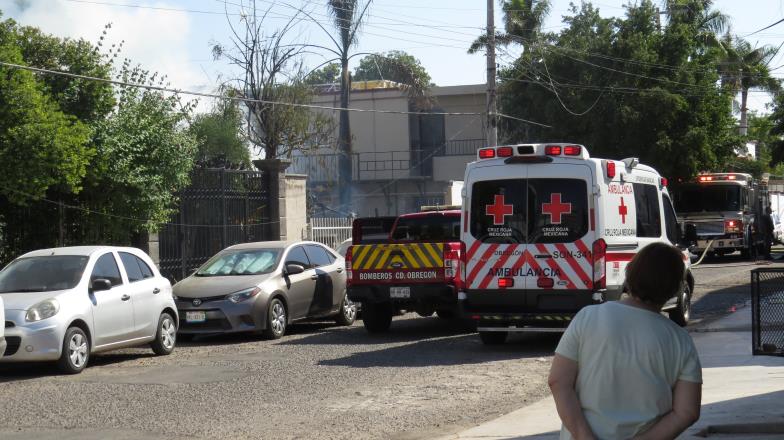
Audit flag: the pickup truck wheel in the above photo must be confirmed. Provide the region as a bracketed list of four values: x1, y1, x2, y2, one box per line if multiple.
[479, 331, 507, 345]
[362, 303, 393, 333]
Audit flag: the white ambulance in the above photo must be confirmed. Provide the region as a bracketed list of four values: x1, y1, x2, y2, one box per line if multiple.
[459, 143, 695, 344]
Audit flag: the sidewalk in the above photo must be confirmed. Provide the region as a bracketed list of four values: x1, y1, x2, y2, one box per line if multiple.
[439, 306, 784, 439]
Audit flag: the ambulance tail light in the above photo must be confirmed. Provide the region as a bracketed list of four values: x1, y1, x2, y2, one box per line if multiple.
[545, 145, 562, 156]
[537, 277, 554, 288]
[592, 238, 607, 291]
[604, 161, 616, 179]
[496, 146, 514, 157]
[661, 177, 668, 187]
[345, 246, 354, 286]
[725, 219, 742, 234]
[478, 148, 496, 159]
[563, 145, 582, 156]
[498, 277, 514, 288]
[444, 242, 463, 289]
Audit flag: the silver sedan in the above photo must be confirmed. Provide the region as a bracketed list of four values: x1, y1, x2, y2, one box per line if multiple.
[174, 241, 355, 339]
[0, 246, 178, 374]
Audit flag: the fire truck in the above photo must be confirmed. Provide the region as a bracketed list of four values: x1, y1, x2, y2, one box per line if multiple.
[672, 173, 768, 258]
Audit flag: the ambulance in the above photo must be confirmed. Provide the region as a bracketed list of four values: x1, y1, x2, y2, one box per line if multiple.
[459, 143, 695, 344]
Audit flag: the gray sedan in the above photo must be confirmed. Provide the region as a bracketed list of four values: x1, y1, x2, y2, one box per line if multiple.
[174, 241, 355, 339]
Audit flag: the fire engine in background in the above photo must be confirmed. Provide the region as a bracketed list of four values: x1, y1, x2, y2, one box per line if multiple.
[459, 143, 695, 344]
[672, 173, 768, 259]
[346, 208, 463, 333]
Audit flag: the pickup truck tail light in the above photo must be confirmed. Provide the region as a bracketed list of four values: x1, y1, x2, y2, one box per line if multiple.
[725, 219, 742, 234]
[345, 246, 354, 286]
[592, 238, 606, 291]
[444, 242, 464, 289]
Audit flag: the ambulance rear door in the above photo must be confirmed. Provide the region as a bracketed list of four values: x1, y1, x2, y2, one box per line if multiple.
[526, 163, 595, 296]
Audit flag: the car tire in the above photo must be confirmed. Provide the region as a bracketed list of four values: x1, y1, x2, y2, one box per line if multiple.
[263, 298, 287, 339]
[334, 291, 357, 326]
[669, 284, 691, 327]
[362, 302, 393, 333]
[150, 312, 177, 355]
[435, 309, 455, 320]
[177, 333, 194, 342]
[58, 326, 90, 374]
[479, 331, 508, 345]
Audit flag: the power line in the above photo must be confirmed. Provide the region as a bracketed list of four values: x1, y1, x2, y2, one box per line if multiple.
[742, 17, 784, 37]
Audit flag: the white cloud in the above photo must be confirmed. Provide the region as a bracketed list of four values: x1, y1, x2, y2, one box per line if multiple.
[5, 0, 211, 102]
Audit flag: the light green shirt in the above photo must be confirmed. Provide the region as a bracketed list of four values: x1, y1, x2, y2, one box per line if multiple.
[555, 301, 702, 440]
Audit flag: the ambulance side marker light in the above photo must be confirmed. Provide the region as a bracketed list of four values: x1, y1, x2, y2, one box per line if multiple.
[545, 145, 562, 156]
[497, 146, 514, 157]
[661, 177, 668, 187]
[478, 148, 496, 159]
[604, 160, 616, 179]
[563, 145, 582, 156]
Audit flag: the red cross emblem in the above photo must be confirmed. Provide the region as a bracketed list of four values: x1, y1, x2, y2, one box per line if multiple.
[542, 193, 572, 224]
[618, 197, 628, 224]
[486, 194, 513, 225]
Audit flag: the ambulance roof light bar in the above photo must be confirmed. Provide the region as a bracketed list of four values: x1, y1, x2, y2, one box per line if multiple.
[698, 173, 749, 182]
[478, 143, 589, 160]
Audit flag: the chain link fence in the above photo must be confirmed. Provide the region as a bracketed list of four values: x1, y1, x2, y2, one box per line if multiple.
[751, 268, 784, 356]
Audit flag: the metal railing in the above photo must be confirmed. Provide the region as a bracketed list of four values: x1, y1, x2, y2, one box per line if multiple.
[440, 138, 485, 156]
[309, 217, 352, 249]
[751, 268, 784, 356]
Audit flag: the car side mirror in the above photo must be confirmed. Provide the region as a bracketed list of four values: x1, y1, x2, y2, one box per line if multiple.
[91, 278, 112, 292]
[285, 264, 305, 275]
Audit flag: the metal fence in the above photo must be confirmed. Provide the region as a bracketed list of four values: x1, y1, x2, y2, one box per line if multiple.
[158, 168, 272, 282]
[309, 217, 352, 250]
[751, 268, 784, 356]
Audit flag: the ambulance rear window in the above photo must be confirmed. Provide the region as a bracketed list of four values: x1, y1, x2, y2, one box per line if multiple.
[470, 179, 588, 243]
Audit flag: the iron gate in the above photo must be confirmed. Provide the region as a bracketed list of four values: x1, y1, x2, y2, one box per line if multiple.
[158, 168, 271, 282]
[309, 217, 352, 249]
[751, 268, 784, 356]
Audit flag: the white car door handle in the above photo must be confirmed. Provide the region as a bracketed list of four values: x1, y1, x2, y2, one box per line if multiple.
[121, 294, 131, 301]
[152, 288, 160, 294]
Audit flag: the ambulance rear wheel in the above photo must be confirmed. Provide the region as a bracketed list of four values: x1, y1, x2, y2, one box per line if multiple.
[669, 285, 691, 327]
[479, 331, 508, 345]
[362, 302, 393, 333]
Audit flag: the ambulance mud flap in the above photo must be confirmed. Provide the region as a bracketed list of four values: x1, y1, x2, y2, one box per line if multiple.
[476, 326, 566, 333]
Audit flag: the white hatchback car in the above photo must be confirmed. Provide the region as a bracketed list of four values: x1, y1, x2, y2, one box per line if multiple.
[0, 246, 178, 373]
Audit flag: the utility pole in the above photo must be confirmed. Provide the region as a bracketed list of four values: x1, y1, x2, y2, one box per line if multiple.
[486, 0, 498, 148]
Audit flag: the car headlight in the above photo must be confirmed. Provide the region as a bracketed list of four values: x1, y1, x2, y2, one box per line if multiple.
[25, 298, 60, 322]
[226, 287, 261, 303]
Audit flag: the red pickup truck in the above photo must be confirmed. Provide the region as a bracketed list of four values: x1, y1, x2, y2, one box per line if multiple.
[346, 209, 463, 333]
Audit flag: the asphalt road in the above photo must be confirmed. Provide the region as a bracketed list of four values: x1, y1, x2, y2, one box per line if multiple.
[0, 254, 773, 440]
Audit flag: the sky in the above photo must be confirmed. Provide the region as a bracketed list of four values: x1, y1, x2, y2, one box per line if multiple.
[2, 0, 783, 114]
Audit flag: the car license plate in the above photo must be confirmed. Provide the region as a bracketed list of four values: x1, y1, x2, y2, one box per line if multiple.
[186, 311, 206, 323]
[390, 287, 410, 299]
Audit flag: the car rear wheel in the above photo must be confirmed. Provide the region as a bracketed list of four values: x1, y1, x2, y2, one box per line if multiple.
[362, 302, 393, 333]
[263, 298, 287, 339]
[479, 331, 508, 345]
[334, 291, 357, 326]
[669, 285, 691, 327]
[150, 313, 177, 355]
[58, 327, 90, 374]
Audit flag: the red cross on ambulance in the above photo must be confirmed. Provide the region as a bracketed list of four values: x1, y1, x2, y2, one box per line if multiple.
[542, 193, 571, 224]
[486, 194, 513, 225]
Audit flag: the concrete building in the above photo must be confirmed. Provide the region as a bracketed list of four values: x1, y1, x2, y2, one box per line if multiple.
[289, 81, 486, 217]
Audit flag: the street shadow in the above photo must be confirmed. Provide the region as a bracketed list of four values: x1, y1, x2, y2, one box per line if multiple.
[179, 319, 345, 346]
[690, 281, 751, 324]
[0, 351, 155, 383]
[317, 332, 560, 368]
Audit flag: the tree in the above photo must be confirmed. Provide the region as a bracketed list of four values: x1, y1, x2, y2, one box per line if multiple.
[468, 0, 551, 55]
[305, 62, 341, 85]
[353, 50, 432, 89]
[497, 0, 738, 180]
[325, 0, 373, 211]
[718, 34, 780, 135]
[213, 1, 331, 159]
[83, 61, 198, 238]
[0, 18, 92, 204]
[189, 90, 251, 169]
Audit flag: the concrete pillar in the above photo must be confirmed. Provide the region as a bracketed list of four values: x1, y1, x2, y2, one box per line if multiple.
[253, 159, 291, 241]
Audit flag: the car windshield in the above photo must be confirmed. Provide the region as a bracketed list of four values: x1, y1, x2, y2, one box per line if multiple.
[0, 256, 89, 293]
[674, 185, 741, 213]
[196, 249, 281, 276]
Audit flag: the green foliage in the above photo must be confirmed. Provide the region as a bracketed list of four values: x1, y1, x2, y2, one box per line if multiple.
[189, 91, 250, 169]
[305, 63, 341, 85]
[497, 0, 739, 180]
[0, 19, 92, 203]
[85, 61, 197, 231]
[353, 51, 433, 88]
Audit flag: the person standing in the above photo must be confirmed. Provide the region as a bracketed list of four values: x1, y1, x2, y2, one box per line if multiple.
[761, 206, 775, 260]
[548, 243, 702, 439]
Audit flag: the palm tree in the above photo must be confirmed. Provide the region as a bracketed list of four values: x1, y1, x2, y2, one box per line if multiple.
[468, 0, 551, 55]
[719, 34, 781, 135]
[661, 0, 728, 48]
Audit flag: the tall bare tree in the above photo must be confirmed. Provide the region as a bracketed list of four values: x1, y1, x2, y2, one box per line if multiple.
[213, 1, 331, 160]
